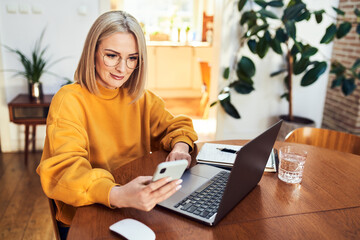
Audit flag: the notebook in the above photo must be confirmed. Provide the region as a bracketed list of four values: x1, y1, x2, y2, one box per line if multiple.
[157, 120, 282, 226]
[196, 143, 277, 172]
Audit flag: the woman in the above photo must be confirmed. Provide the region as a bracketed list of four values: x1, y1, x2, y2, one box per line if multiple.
[37, 10, 198, 229]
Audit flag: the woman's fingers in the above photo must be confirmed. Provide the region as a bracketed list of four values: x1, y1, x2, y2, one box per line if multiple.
[144, 178, 182, 201]
[152, 179, 182, 202]
[111, 175, 183, 211]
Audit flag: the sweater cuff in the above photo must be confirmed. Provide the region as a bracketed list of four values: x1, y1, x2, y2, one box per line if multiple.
[171, 136, 194, 153]
[87, 178, 117, 208]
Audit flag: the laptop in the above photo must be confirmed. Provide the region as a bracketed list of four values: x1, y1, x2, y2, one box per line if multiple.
[158, 120, 282, 226]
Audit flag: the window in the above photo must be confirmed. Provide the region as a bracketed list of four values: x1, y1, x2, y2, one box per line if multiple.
[113, 0, 203, 42]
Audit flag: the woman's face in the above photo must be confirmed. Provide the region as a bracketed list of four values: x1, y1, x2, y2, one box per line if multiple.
[95, 32, 139, 89]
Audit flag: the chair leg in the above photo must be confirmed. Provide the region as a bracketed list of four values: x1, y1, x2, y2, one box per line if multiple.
[48, 198, 61, 240]
[24, 124, 29, 166]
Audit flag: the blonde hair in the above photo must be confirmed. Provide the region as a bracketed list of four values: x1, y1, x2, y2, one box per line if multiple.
[74, 11, 147, 102]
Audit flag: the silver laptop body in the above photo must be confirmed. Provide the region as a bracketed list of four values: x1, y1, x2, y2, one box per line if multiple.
[158, 120, 282, 226]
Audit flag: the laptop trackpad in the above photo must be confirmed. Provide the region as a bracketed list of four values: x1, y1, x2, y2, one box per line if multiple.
[179, 164, 222, 194]
[179, 171, 209, 194]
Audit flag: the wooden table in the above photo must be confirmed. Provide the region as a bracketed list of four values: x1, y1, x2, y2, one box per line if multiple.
[67, 140, 360, 239]
[8, 94, 53, 165]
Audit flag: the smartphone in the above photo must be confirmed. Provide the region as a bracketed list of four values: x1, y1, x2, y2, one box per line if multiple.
[152, 159, 188, 181]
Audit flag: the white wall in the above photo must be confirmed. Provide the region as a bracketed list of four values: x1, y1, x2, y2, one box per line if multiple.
[215, 0, 339, 140]
[0, 0, 100, 151]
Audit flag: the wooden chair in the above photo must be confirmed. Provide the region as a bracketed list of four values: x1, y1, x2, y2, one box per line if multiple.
[198, 61, 211, 119]
[48, 198, 61, 240]
[285, 127, 360, 155]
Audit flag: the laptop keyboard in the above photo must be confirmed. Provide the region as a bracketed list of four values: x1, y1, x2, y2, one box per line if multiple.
[174, 171, 230, 219]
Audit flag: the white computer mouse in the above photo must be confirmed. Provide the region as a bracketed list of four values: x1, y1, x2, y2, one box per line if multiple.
[109, 218, 156, 240]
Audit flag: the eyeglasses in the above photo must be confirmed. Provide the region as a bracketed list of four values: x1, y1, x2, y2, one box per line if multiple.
[102, 52, 139, 69]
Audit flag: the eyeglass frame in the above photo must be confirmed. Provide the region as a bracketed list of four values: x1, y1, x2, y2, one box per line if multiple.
[101, 51, 140, 69]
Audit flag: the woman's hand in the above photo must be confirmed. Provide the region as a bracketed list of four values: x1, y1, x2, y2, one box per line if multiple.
[166, 142, 191, 167]
[109, 176, 182, 211]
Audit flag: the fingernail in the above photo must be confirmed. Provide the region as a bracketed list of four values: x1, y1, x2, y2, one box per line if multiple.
[166, 177, 173, 182]
[176, 185, 182, 191]
[176, 179, 183, 185]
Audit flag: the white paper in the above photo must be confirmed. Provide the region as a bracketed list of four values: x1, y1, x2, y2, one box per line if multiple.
[196, 143, 275, 171]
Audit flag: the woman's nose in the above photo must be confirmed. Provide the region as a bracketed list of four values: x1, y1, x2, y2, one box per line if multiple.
[115, 58, 127, 72]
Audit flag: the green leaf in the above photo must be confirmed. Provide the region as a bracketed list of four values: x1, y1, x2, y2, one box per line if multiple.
[259, 9, 278, 19]
[268, 1, 284, 7]
[284, 75, 290, 90]
[210, 101, 218, 107]
[351, 59, 360, 70]
[357, 23, 360, 35]
[291, 42, 303, 56]
[219, 93, 241, 119]
[293, 58, 310, 75]
[295, 9, 311, 22]
[342, 78, 356, 95]
[300, 61, 327, 86]
[314, 10, 325, 23]
[270, 68, 287, 77]
[240, 11, 257, 26]
[332, 7, 345, 16]
[237, 56, 256, 78]
[254, 0, 267, 8]
[331, 75, 344, 88]
[280, 92, 289, 101]
[246, 23, 269, 37]
[320, 24, 337, 44]
[285, 20, 296, 39]
[238, 0, 248, 11]
[283, 3, 306, 21]
[247, 39, 257, 53]
[256, 36, 270, 58]
[223, 67, 230, 79]
[275, 28, 288, 42]
[355, 8, 360, 17]
[302, 46, 318, 58]
[336, 22, 352, 39]
[264, 30, 272, 42]
[271, 38, 283, 54]
[330, 61, 346, 75]
[233, 80, 255, 94]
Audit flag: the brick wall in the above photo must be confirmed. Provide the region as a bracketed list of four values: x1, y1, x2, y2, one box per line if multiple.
[322, 0, 360, 135]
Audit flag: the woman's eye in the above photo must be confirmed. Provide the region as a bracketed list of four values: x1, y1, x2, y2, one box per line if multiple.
[106, 54, 117, 59]
[129, 56, 138, 61]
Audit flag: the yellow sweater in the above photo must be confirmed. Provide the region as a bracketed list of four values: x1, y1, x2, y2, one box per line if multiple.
[36, 83, 198, 225]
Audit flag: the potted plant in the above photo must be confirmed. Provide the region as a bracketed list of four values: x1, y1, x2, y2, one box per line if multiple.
[212, 0, 360, 137]
[2, 29, 66, 101]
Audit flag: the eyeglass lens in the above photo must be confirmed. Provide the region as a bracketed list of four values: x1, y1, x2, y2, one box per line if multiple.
[103, 53, 139, 69]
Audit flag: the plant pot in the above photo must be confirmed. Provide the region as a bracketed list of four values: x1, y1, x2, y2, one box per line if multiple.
[277, 115, 315, 141]
[28, 82, 43, 101]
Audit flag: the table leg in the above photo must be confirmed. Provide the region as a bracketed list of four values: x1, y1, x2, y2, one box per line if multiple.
[24, 124, 29, 166]
[32, 124, 36, 152]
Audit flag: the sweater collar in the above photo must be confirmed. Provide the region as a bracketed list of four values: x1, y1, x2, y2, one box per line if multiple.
[96, 81, 120, 99]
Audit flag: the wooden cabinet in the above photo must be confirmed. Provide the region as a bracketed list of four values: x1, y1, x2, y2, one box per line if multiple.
[155, 46, 193, 89]
[8, 94, 53, 165]
[146, 43, 212, 98]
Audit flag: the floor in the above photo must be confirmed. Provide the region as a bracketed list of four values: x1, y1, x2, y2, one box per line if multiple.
[0, 152, 55, 240]
[0, 97, 216, 240]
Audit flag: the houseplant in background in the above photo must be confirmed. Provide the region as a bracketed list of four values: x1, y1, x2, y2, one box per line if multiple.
[2, 28, 67, 101]
[212, 0, 360, 137]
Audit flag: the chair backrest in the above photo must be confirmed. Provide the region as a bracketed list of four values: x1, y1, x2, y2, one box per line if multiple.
[48, 198, 61, 240]
[198, 61, 211, 119]
[285, 127, 360, 155]
[199, 61, 211, 92]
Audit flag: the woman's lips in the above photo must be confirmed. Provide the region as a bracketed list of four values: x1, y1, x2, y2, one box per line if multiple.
[110, 73, 124, 80]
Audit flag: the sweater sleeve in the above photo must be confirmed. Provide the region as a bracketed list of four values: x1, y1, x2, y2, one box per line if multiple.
[36, 90, 117, 208]
[148, 92, 198, 152]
